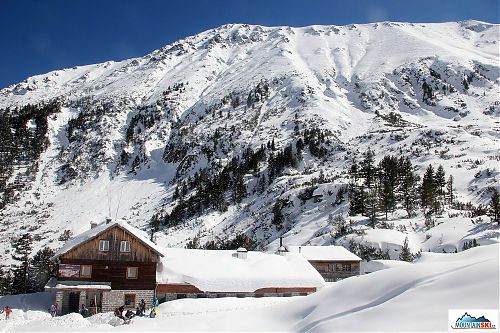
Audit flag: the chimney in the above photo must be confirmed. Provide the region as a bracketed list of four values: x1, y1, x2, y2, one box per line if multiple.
[299, 246, 301, 254]
[236, 247, 247, 260]
[90, 222, 98, 229]
[278, 237, 286, 256]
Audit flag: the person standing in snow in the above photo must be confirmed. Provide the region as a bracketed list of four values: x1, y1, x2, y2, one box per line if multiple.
[50, 304, 58, 317]
[4, 306, 12, 320]
[139, 299, 146, 315]
[151, 297, 159, 317]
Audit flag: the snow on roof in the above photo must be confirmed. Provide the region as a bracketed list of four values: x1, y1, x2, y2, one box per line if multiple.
[45, 277, 111, 291]
[156, 248, 325, 292]
[51, 219, 164, 260]
[285, 245, 362, 261]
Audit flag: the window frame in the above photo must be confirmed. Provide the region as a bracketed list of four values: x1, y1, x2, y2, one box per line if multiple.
[124, 294, 136, 308]
[80, 265, 92, 278]
[120, 240, 131, 253]
[126, 266, 138, 279]
[99, 239, 110, 252]
[342, 263, 352, 272]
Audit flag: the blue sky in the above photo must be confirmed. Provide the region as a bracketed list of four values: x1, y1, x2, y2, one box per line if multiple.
[1, 0, 498, 89]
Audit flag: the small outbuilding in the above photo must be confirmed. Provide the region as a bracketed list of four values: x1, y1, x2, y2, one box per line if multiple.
[285, 245, 362, 282]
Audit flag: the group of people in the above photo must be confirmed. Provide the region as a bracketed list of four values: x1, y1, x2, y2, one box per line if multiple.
[0, 306, 12, 320]
[114, 298, 158, 324]
[48, 296, 159, 323]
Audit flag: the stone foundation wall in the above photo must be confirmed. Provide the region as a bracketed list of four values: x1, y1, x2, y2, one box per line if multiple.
[55, 291, 64, 315]
[102, 289, 154, 312]
[78, 291, 87, 309]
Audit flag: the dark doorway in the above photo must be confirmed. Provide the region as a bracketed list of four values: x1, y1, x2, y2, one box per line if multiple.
[69, 292, 80, 313]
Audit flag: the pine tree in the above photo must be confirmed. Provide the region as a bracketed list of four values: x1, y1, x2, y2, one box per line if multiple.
[272, 200, 284, 230]
[348, 181, 365, 216]
[398, 157, 419, 217]
[421, 164, 437, 213]
[366, 184, 378, 228]
[232, 172, 246, 204]
[11, 233, 33, 294]
[434, 165, 446, 207]
[257, 174, 266, 195]
[31, 247, 56, 292]
[399, 236, 413, 262]
[489, 188, 500, 224]
[361, 149, 376, 188]
[149, 215, 160, 241]
[296, 138, 304, 159]
[446, 175, 455, 205]
[378, 155, 398, 220]
[0, 268, 12, 295]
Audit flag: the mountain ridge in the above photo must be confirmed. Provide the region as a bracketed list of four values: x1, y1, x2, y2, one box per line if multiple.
[0, 20, 498, 264]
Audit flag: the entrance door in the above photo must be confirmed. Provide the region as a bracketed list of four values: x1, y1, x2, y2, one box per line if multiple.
[68, 292, 80, 313]
[86, 291, 103, 314]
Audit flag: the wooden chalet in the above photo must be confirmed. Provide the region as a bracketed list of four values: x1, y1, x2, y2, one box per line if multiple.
[285, 245, 362, 282]
[47, 220, 350, 316]
[46, 219, 164, 315]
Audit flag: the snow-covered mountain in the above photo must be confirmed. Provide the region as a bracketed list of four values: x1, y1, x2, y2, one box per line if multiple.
[0, 21, 498, 262]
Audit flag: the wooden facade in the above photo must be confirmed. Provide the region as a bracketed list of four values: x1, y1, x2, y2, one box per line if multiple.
[57, 225, 161, 289]
[308, 260, 361, 282]
[51, 222, 162, 314]
[60, 225, 160, 262]
[58, 259, 157, 290]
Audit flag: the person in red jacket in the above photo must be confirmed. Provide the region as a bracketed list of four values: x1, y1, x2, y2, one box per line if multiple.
[4, 306, 12, 320]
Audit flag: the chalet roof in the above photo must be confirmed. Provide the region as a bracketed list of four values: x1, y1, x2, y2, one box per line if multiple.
[51, 219, 164, 260]
[285, 245, 362, 261]
[156, 248, 325, 292]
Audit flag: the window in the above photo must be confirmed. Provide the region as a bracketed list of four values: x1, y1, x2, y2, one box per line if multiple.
[99, 240, 109, 252]
[120, 241, 130, 253]
[342, 264, 352, 271]
[80, 265, 92, 278]
[315, 264, 327, 272]
[124, 294, 135, 308]
[126, 267, 138, 279]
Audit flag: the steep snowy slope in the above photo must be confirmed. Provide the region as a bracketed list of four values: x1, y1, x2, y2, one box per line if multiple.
[0, 21, 498, 261]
